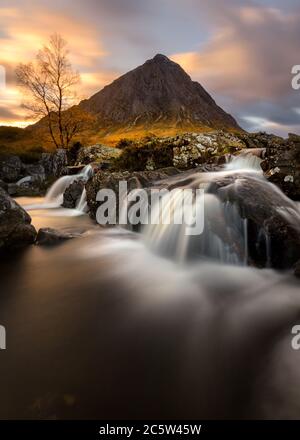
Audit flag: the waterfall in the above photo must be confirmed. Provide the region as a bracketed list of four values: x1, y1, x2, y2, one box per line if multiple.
[45, 175, 78, 207]
[225, 151, 262, 171]
[45, 165, 92, 206]
[24, 165, 93, 211]
[76, 188, 88, 213]
[143, 191, 246, 265]
[141, 153, 300, 268]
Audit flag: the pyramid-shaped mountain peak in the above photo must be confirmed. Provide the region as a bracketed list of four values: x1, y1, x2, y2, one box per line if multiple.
[152, 53, 172, 62]
[80, 54, 241, 133]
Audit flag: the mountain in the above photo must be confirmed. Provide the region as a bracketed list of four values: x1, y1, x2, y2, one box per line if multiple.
[80, 54, 241, 133]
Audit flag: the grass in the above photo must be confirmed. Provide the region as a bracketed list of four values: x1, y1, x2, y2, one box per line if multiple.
[0, 120, 244, 161]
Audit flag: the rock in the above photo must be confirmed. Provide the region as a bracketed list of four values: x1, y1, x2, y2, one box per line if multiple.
[62, 180, 85, 209]
[237, 132, 285, 149]
[40, 149, 68, 177]
[0, 156, 22, 182]
[7, 174, 49, 197]
[66, 165, 86, 175]
[172, 131, 245, 169]
[76, 144, 121, 166]
[36, 228, 79, 246]
[205, 172, 300, 268]
[86, 167, 180, 219]
[0, 180, 7, 191]
[115, 131, 246, 172]
[261, 135, 300, 200]
[288, 133, 300, 143]
[0, 188, 36, 251]
[22, 163, 46, 181]
[142, 168, 300, 269]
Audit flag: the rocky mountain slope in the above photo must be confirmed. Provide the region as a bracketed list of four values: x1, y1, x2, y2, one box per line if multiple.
[80, 54, 241, 133]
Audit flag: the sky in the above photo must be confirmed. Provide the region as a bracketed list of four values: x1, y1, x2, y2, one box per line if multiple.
[0, 0, 300, 136]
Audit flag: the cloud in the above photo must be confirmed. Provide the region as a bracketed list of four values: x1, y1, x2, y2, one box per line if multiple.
[0, 3, 112, 126]
[172, 4, 300, 101]
[0, 0, 299, 135]
[170, 1, 300, 135]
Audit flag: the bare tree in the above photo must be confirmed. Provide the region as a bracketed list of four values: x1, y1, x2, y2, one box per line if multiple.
[16, 34, 91, 149]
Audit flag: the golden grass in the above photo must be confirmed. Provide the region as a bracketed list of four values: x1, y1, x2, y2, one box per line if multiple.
[0, 121, 244, 157]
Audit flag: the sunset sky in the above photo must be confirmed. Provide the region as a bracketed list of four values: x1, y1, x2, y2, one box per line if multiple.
[0, 0, 300, 135]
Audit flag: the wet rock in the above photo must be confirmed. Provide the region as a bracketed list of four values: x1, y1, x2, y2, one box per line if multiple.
[7, 173, 49, 197]
[36, 228, 79, 246]
[86, 167, 180, 219]
[261, 135, 300, 200]
[206, 172, 300, 268]
[0, 156, 22, 182]
[23, 163, 46, 181]
[145, 168, 300, 269]
[0, 188, 36, 251]
[62, 180, 85, 209]
[40, 149, 68, 177]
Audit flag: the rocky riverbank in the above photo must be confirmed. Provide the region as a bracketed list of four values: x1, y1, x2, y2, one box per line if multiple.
[0, 148, 68, 197]
[1, 130, 300, 273]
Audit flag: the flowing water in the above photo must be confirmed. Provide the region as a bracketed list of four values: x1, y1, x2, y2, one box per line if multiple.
[23, 164, 93, 213]
[0, 154, 300, 419]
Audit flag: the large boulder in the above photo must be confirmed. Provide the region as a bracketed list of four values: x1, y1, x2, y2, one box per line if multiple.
[7, 163, 48, 197]
[86, 167, 180, 219]
[40, 149, 68, 177]
[204, 172, 300, 268]
[261, 133, 300, 200]
[22, 163, 46, 181]
[0, 188, 36, 251]
[0, 156, 22, 182]
[7, 178, 47, 197]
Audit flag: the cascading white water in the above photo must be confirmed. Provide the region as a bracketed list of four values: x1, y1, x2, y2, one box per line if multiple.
[141, 150, 297, 267]
[76, 188, 88, 213]
[143, 189, 247, 264]
[45, 164, 93, 206]
[24, 164, 93, 212]
[225, 151, 262, 171]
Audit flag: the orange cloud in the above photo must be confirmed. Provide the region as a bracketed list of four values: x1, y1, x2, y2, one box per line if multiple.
[171, 5, 299, 103]
[80, 71, 118, 99]
[0, 5, 110, 126]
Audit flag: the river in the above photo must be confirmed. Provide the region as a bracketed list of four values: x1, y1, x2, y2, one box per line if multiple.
[0, 159, 300, 419]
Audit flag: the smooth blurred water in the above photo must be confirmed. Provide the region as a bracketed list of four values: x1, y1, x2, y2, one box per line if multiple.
[1, 153, 300, 419]
[0, 199, 300, 419]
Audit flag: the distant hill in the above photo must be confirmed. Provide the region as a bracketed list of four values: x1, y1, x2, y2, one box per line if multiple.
[80, 54, 241, 135]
